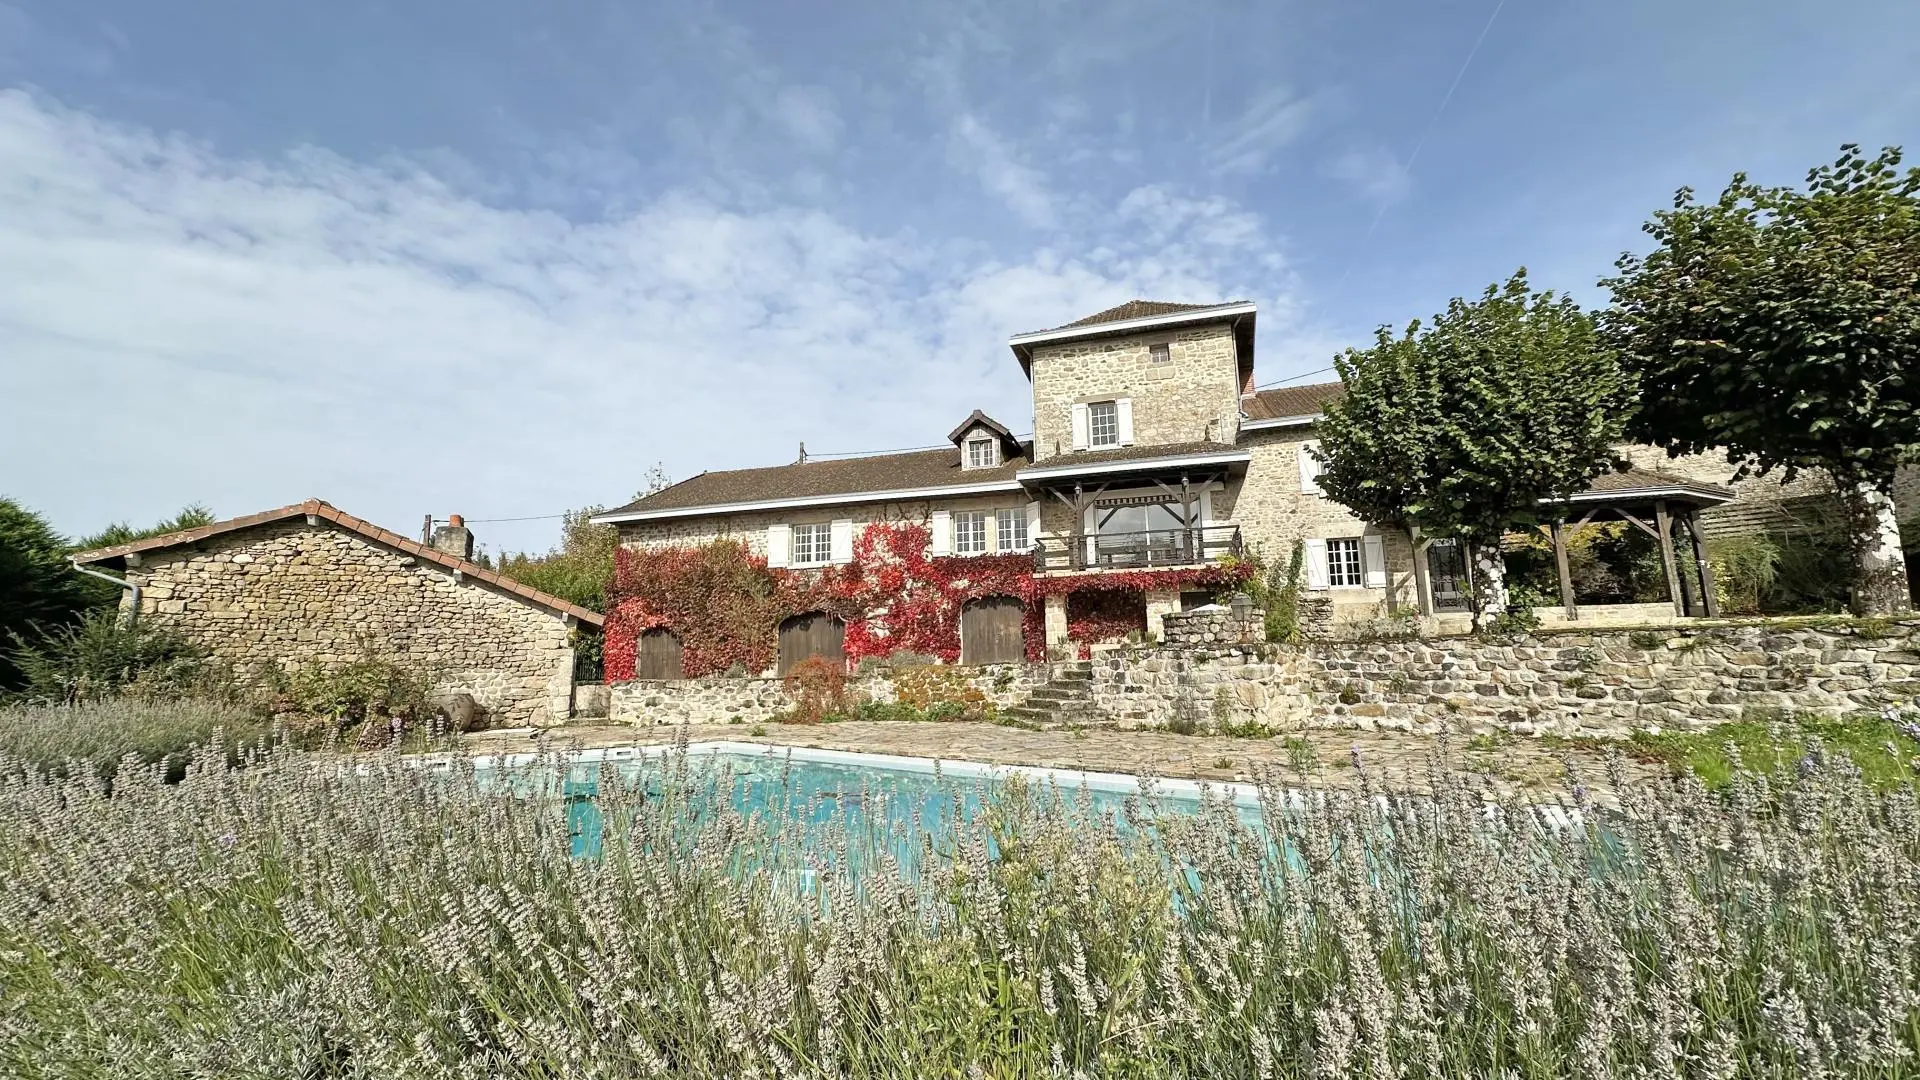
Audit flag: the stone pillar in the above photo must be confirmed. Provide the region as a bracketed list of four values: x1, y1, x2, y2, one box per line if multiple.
[1044, 592, 1069, 647]
[1145, 589, 1181, 641]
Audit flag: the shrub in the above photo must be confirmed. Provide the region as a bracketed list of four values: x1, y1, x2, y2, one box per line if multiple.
[1235, 542, 1308, 644]
[8, 742, 1916, 1074]
[6, 610, 210, 704]
[0, 697, 272, 780]
[779, 655, 846, 725]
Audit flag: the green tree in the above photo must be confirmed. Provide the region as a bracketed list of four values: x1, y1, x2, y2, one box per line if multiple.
[0, 499, 98, 689]
[1603, 145, 1919, 614]
[1316, 271, 1635, 627]
[496, 465, 671, 614]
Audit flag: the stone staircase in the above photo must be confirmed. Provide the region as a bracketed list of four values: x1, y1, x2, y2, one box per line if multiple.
[1000, 661, 1110, 728]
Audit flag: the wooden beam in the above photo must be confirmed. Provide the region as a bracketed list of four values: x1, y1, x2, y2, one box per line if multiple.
[1616, 506, 1661, 540]
[1409, 525, 1435, 617]
[1653, 500, 1685, 617]
[1551, 520, 1578, 621]
[1685, 510, 1721, 618]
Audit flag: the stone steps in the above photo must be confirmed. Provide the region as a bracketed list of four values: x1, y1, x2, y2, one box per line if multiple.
[1001, 661, 1107, 728]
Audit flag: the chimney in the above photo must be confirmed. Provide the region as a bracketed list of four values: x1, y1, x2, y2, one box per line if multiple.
[430, 513, 475, 561]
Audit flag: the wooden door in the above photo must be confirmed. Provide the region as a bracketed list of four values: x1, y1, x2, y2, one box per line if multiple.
[777, 613, 845, 675]
[636, 629, 684, 680]
[960, 596, 1025, 665]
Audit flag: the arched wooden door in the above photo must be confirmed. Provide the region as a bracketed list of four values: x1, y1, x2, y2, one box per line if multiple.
[636, 628, 684, 680]
[777, 612, 845, 675]
[960, 596, 1025, 665]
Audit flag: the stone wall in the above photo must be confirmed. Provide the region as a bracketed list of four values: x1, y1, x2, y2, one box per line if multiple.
[1028, 324, 1240, 462]
[1160, 605, 1261, 647]
[126, 522, 577, 725]
[608, 663, 1041, 726]
[1218, 426, 1419, 620]
[1082, 619, 1919, 738]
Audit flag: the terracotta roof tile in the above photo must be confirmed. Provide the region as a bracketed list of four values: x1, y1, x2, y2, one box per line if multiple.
[71, 500, 602, 626]
[1242, 382, 1344, 421]
[604, 445, 1031, 515]
[1057, 300, 1227, 329]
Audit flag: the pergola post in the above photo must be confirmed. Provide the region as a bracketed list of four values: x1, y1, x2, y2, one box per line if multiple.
[1409, 525, 1435, 617]
[1653, 500, 1686, 618]
[1684, 510, 1721, 618]
[1550, 521, 1578, 621]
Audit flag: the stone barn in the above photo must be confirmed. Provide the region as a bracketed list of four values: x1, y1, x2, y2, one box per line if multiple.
[71, 499, 602, 725]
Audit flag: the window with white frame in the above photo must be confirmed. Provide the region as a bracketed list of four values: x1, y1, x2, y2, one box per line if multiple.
[953, 511, 988, 554]
[997, 508, 1028, 552]
[966, 437, 998, 468]
[1149, 343, 1170, 365]
[791, 523, 831, 566]
[1087, 401, 1119, 447]
[1326, 537, 1364, 587]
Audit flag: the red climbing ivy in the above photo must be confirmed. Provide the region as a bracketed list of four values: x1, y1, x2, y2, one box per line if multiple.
[603, 523, 1251, 680]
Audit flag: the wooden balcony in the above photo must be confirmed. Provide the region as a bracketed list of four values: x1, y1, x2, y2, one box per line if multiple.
[1032, 524, 1243, 573]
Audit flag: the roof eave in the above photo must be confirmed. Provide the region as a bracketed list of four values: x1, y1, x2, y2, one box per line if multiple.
[591, 478, 1029, 524]
[1238, 414, 1322, 433]
[1014, 450, 1253, 483]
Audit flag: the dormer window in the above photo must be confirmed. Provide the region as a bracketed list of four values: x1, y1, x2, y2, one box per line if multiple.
[966, 437, 998, 468]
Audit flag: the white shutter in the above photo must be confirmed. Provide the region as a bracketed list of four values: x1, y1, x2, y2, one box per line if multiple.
[930, 510, 952, 556]
[829, 519, 854, 564]
[1304, 538, 1330, 590]
[766, 524, 792, 568]
[1298, 441, 1323, 495]
[1116, 398, 1135, 445]
[1025, 501, 1041, 550]
[1070, 403, 1090, 451]
[1362, 534, 1387, 589]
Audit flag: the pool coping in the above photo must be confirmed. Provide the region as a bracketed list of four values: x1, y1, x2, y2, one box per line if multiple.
[415, 741, 1585, 825]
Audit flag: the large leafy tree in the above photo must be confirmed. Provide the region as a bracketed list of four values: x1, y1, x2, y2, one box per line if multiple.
[1603, 145, 1918, 614]
[0, 499, 100, 689]
[1317, 271, 1635, 626]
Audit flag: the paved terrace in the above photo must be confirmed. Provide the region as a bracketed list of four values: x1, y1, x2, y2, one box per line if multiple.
[455, 721, 1669, 804]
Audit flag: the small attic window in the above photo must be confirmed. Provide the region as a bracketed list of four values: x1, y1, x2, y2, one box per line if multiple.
[965, 437, 999, 469]
[1149, 343, 1170, 365]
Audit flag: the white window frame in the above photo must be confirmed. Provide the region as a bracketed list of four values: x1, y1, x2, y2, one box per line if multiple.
[790, 522, 832, 567]
[966, 437, 998, 469]
[1149, 342, 1170, 365]
[1087, 400, 1120, 447]
[1326, 537, 1364, 588]
[952, 510, 989, 555]
[997, 508, 1028, 552]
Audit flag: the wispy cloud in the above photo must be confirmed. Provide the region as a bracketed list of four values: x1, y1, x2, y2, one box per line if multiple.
[948, 113, 1057, 228]
[1324, 144, 1412, 206]
[1208, 86, 1314, 176]
[0, 90, 1303, 552]
[767, 85, 842, 152]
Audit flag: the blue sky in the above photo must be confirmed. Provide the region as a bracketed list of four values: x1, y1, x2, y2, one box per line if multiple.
[2, 0, 1915, 557]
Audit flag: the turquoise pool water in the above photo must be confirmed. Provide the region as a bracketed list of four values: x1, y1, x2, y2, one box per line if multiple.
[461, 745, 1267, 865]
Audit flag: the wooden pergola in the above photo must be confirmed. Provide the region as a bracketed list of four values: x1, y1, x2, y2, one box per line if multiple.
[1411, 467, 1736, 620]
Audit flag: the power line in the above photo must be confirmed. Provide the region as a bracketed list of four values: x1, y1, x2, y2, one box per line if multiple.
[459, 513, 569, 524]
[1252, 365, 1337, 391]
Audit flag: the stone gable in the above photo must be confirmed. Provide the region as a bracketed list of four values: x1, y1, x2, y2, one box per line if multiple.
[1028, 324, 1241, 462]
[126, 522, 577, 724]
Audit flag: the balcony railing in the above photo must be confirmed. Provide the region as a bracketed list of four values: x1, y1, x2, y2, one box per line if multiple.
[1032, 524, 1243, 573]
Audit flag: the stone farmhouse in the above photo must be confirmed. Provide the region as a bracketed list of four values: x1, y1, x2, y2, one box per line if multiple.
[599, 299, 1910, 672]
[72, 499, 602, 725]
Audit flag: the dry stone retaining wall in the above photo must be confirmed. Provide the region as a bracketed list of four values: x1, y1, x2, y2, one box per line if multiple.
[126, 522, 578, 725]
[1087, 620, 1920, 738]
[608, 663, 1039, 726]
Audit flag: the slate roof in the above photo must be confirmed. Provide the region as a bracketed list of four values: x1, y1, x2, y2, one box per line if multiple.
[1241, 381, 1345, 421]
[603, 446, 1031, 516]
[70, 499, 604, 626]
[1575, 465, 1734, 503]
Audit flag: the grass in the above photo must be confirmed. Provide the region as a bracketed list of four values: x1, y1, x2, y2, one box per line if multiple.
[1623, 712, 1920, 790]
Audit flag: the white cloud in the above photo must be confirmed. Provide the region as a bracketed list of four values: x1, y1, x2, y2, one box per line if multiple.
[768, 85, 842, 152]
[0, 90, 1306, 553]
[1325, 144, 1411, 206]
[948, 113, 1057, 228]
[1208, 86, 1314, 176]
